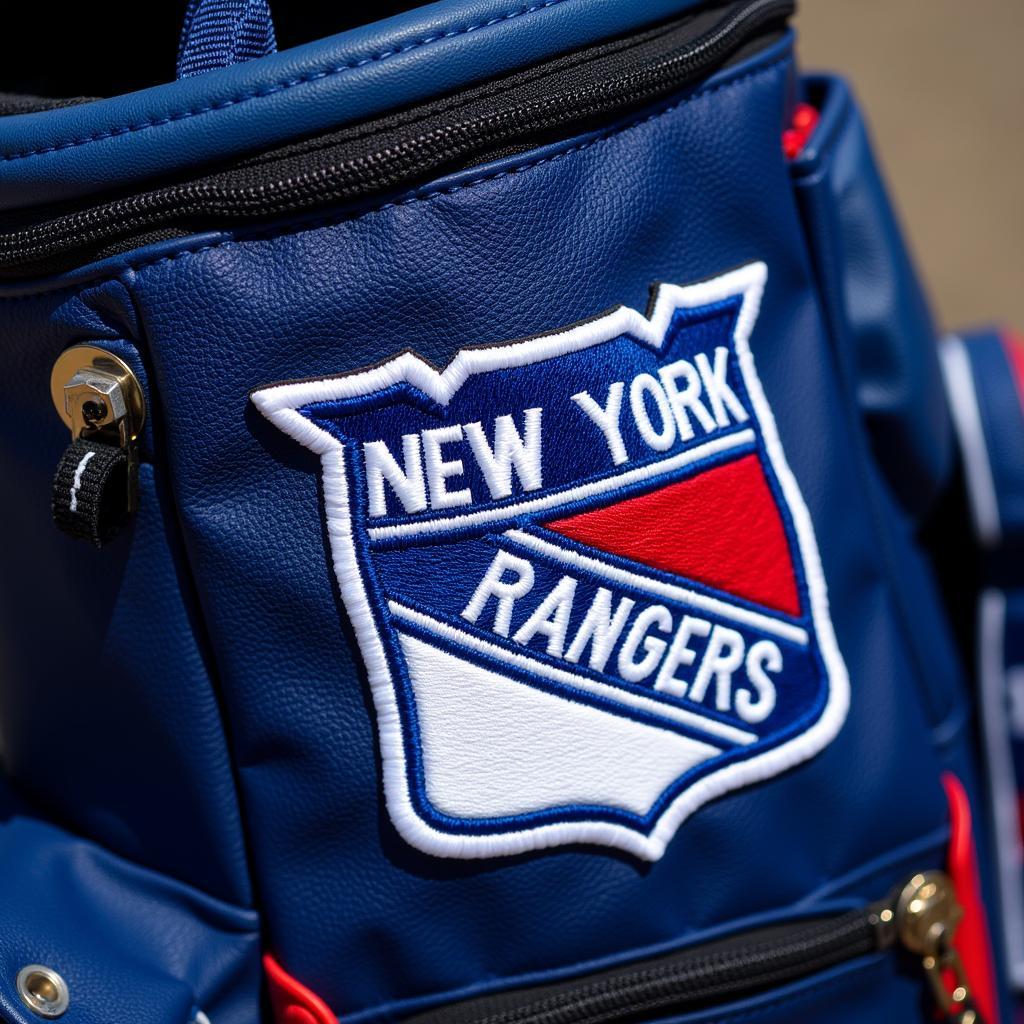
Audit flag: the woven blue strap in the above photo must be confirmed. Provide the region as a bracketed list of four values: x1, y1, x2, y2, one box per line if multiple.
[177, 0, 277, 79]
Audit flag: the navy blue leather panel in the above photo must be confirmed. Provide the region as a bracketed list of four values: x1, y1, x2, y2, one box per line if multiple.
[791, 75, 965, 735]
[791, 76, 953, 523]
[0, 788, 260, 1024]
[0, 0, 703, 210]
[0, 280, 252, 907]
[39, 41, 962, 1017]
[791, 80, 1014, 1020]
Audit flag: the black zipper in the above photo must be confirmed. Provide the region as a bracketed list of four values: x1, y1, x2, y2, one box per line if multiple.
[0, 0, 793, 279]
[405, 872, 984, 1024]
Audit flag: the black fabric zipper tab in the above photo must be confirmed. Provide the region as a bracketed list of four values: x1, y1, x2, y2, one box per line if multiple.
[0, 0, 793, 279]
[406, 872, 984, 1024]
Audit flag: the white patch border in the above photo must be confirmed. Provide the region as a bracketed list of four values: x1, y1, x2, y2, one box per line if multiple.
[251, 262, 850, 861]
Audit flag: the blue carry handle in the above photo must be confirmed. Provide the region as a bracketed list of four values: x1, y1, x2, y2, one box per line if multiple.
[177, 0, 276, 79]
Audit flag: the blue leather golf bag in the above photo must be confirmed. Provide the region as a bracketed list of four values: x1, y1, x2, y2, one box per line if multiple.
[0, 2, 1022, 1023]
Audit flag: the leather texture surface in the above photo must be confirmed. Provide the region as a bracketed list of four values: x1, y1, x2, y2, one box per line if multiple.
[0, 20, 1004, 1024]
[790, 75, 966, 732]
[0, 283, 252, 907]
[0, 0, 704, 210]
[791, 75, 953, 524]
[790, 97, 1013, 1020]
[0, 783, 260, 1024]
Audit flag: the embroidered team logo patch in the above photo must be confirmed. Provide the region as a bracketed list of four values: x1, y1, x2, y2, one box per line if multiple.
[252, 263, 849, 861]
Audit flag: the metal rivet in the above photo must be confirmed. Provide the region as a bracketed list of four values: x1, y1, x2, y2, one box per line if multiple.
[16, 965, 69, 1019]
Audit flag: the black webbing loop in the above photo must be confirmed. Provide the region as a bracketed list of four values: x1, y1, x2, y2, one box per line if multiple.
[52, 438, 130, 547]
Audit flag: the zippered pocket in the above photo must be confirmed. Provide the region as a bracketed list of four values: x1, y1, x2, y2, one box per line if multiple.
[409, 873, 983, 1024]
[0, 0, 792, 279]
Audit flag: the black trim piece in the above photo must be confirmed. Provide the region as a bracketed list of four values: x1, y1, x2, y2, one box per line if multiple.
[51, 438, 130, 547]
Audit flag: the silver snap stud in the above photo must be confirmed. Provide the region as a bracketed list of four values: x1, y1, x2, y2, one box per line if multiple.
[15, 965, 69, 1019]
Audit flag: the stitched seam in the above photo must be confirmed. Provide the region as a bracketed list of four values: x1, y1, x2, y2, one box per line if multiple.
[0, 54, 789, 303]
[235, 12, 685, 167]
[125, 57, 790, 281]
[1, 0, 571, 162]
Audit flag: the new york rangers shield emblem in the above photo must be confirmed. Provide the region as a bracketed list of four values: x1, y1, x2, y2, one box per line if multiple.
[252, 263, 849, 860]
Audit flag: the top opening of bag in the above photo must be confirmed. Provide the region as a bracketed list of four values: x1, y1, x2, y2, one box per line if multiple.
[0, 0, 433, 104]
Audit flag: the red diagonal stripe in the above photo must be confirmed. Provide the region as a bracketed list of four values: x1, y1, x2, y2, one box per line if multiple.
[544, 453, 801, 616]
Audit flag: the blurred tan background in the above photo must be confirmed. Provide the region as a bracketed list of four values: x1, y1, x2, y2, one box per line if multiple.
[795, 0, 1023, 332]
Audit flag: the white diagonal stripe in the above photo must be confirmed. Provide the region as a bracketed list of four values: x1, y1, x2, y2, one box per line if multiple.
[388, 600, 757, 746]
[504, 528, 809, 646]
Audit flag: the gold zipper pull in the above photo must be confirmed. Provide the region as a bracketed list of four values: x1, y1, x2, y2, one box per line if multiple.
[894, 871, 981, 1024]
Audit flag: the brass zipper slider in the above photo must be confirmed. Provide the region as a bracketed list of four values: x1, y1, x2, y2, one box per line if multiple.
[49, 345, 146, 546]
[888, 871, 981, 1024]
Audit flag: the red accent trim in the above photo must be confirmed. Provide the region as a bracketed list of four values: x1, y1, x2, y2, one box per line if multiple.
[544, 453, 801, 616]
[264, 954, 336, 1024]
[782, 102, 820, 160]
[942, 772, 1001, 1024]
[1002, 330, 1024, 418]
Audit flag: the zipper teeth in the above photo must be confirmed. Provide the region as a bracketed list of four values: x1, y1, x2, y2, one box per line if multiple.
[426, 909, 881, 1024]
[0, 0, 793, 271]
[196, 0, 792, 207]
